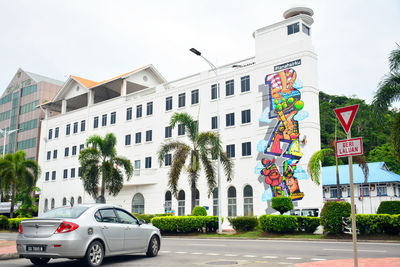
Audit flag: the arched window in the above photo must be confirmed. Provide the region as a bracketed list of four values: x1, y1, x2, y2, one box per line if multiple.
[164, 191, 172, 213]
[132, 193, 145, 214]
[51, 198, 55, 209]
[62, 197, 67, 206]
[212, 188, 218, 216]
[44, 199, 48, 212]
[77, 196, 82, 204]
[70, 197, 75, 207]
[228, 186, 237, 217]
[178, 190, 185, 216]
[195, 189, 200, 206]
[243, 185, 253, 216]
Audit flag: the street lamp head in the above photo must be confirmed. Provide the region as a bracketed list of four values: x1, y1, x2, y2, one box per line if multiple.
[190, 48, 201, 56]
[232, 64, 242, 68]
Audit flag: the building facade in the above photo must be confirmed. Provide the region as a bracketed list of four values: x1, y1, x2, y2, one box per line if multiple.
[38, 7, 323, 224]
[0, 69, 63, 160]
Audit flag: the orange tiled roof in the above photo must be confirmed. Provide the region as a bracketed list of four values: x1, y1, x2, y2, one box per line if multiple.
[71, 76, 99, 88]
[93, 66, 147, 88]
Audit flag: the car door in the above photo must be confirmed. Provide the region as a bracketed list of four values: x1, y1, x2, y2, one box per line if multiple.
[96, 208, 124, 252]
[114, 209, 148, 251]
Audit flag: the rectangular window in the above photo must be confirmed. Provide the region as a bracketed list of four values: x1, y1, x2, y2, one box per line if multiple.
[80, 144, 84, 151]
[360, 186, 370, 197]
[64, 147, 69, 157]
[166, 97, 172, 111]
[146, 102, 153, 116]
[78, 167, 82, 177]
[242, 142, 251, 156]
[136, 105, 142, 118]
[226, 144, 235, 158]
[70, 168, 75, 178]
[165, 154, 172, 166]
[302, 24, 310, 35]
[102, 114, 107, 126]
[110, 112, 116, 124]
[126, 107, 132, 120]
[80, 120, 85, 132]
[47, 151, 51, 160]
[72, 146, 77, 156]
[225, 80, 234, 96]
[45, 172, 49, 181]
[63, 169, 68, 179]
[226, 113, 235, 127]
[93, 116, 99, 129]
[178, 93, 185, 108]
[241, 75, 250, 92]
[377, 185, 387, 196]
[135, 132, 142, 144]
[66, 124, 71, 135]
[211, 116, 218, 130]
[211, 84, 218, 100]
[288, 22, 300, 35]
[241, 109, 251, 124]
[178, 124, 185, 136]
[146, 130, 152, 142]
[191, 89, 199, 105]
[73, 122, 78, 133]
[125, 134, 131, 145]
[145, 157, 152, 168]
[18, 119, 38, 133]
[330, 188, 339, 198]
[48, 129, 53, 140]
[52, 171, 56, 181]
[55, 127, 59, 138]
[53, 149, 57, 159]
[165, 126, 172, 138]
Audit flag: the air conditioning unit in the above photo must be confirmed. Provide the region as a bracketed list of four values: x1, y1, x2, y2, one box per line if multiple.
[358, 196, 363, 201]
[341, 186, 348, 192]
[323, 187, 329, 192]
[370, 184, 375, 191]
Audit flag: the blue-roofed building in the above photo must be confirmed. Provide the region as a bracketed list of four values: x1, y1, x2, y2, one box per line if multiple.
[322, 162, 400, 214]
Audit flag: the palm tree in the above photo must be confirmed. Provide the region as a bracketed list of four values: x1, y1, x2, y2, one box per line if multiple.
[0, 151, 40, 218]
[372, 45, 400, 161]
[158, 112, 234, 211]
[79, 133, 133, 203]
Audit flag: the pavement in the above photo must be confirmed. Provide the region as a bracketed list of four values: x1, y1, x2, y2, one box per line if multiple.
[1, 238, 399, 266]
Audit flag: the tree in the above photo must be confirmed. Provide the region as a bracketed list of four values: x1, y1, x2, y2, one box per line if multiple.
[0, 151, 40, 218]
[372, 45, 400, 161]
[367, 143, 400, 174]
[271, 196, 294, 215]
[79, 133, 133, 203]
[158, 112, 234, 211]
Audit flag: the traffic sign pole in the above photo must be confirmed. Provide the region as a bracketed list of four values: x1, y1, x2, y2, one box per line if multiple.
[347, 129, 358, 267]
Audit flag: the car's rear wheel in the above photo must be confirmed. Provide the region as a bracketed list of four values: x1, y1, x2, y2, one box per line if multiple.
[146, 235, 159, 257]
[84, 240, 104, 267]
[29, 257, 50, 265]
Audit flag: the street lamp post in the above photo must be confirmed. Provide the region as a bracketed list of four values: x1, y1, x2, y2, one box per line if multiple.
[0, 128, 19, 156]
[190, 48, 223, 234]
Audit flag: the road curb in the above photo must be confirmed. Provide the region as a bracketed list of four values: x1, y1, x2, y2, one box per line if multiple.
[0, 252, 18, 260]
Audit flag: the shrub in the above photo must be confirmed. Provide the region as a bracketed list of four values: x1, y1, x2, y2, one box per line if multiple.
[377, 201, 400, 215]
[320, 201, 351, 234]
[136, 214, 156, 223]
[228, 216, 258, 232]
[0, 215, 8, 229]
[151, 216, 221, 233]
[192, 206, 207, 216]
[271, 197, 294, 215]
[356, 214, 400, 235]
[259, 215, 298, 233]
[296, 216, 320, 233]
[8, 218, 32, 230]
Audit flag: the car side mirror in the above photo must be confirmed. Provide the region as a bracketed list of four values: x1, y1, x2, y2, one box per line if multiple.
[139, 219, 146, 225]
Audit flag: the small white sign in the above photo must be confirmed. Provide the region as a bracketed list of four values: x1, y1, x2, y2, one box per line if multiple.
[336, 137, 363, 158]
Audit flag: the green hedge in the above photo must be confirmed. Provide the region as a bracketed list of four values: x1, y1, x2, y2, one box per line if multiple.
[228, 216, 258, 232]
[320, 201, 351, 234]
[151, 216, 220, 233]
[296, 216, 320, 233]
[377, 201, 400, 215]
[133, 213, 172, 224]
[192, 206, 207, 216]
[259, 215, 298, 233]
[271, 197, 294, 215]
[0, 215, 8, 229]
[356, 214, 400, 235]
[8, 218, 32, 230]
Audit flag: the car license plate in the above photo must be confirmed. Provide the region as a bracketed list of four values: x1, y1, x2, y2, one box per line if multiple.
[26, 245, 46, 252]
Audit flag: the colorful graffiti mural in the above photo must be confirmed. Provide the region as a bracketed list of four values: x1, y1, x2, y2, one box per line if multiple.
[257, 68, 309, 202]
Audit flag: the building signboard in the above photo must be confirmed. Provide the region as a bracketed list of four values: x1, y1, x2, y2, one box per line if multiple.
[274, 59, 301, 71]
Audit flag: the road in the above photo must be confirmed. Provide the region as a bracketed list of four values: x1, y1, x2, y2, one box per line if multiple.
[1, 236, 399, 266]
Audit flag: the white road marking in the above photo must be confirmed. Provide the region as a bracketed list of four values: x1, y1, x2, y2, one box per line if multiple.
[160, 251, 170, 253]
[190, 243, 226, 247]
[243, 255, 256, 258]
[323, 248, 386, 253]
[206, 253, 220, 256]
[191, 252, 203, 255]
[286, 257, 302, 260]
[263, 256, 278, 259]
[278, 262, 292, 265]
[224, 254, 238, 257]
[176, 251, 187, 254]
[311, 258, 326, 261]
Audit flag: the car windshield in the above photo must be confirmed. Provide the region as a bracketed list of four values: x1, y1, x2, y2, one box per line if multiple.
[40, 206, 89, 219]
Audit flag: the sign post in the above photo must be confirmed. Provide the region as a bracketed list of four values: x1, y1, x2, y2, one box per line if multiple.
[334, 104, 360, 267]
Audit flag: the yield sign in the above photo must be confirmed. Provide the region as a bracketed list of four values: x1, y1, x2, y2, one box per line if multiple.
[334, 104, 359, 133]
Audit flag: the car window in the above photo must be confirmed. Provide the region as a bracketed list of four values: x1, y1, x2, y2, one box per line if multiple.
[98, 209, 118, 223]
[40, 206, 89, 219]
[115, 209, 138, 224]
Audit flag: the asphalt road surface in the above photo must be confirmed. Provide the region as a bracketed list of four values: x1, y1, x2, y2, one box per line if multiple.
[2, 237, 399, 267]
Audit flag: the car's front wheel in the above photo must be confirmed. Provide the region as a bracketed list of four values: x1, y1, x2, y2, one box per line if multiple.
[84, 240, 104, 267]
[29, 257, 50, 266]
[146, 235, 159, 257]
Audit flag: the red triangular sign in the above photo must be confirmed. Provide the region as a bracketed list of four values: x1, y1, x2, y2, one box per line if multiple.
[334, 104, 359, 133]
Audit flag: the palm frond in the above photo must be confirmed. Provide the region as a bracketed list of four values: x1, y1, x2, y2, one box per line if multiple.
[103, 133, 117, 157]
[82, 164, 100, 199]
[170, 112, 198, 141]
[169, 145, 190, 198]
[106, 167, 124, 197]
[372, 72, 400, 118]
[391, 112, 400, 162]
[157, 141, 188, 166]
[307, 148, 334, 186]
[219, 151, 234, 182]
[389, 45, 400, 72]
[200, 151, 216, 197]
[197, 132, 222, 155]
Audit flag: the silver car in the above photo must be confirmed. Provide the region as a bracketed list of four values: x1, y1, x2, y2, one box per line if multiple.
[17, 204, 161, 266]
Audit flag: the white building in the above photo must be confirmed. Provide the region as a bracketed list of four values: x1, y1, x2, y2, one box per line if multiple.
[38, 7, 323, 224]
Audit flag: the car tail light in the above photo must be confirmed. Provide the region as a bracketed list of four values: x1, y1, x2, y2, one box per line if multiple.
[55, 221, 79, 234]
[18, 224, 23, 234]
